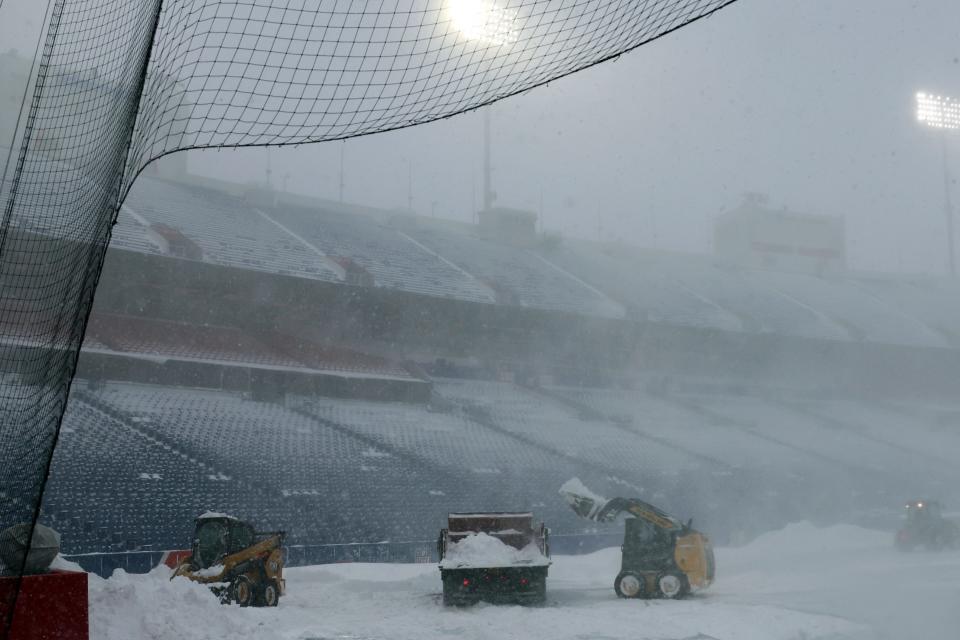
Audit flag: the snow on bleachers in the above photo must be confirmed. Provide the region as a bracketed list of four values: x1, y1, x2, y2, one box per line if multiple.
[42, 396, 254, 553]
[544, 245, 741, 331]
[789, 396, 960, 473]
[432, 378, 702, 480]
[270, 206, 496, 303]
[745, 269, 946, 348]
[684, 392, 937, 480]
[297, 395, 611, 533]
[855, 276, 960, 346]
[403, 227, 624, 318]
[124, 177, 341, 281]
[553, 385, 807, 472]
[89, 383, 436, 542]
[556, 244, 849, 340]
[110, 207, 162, 255]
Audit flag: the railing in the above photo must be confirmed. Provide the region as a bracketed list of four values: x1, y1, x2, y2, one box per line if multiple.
[65, 532, 623, 579]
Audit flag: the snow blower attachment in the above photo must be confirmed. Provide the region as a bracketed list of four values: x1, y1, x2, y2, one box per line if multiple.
[438, 512, 550, 606]
[560, 479, 714, 599]
[172, 513, 285, 607]
[895, 500, 960, 551]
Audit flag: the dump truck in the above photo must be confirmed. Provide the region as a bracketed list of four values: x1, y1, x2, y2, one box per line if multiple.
[437, 512, 550, 606]
[172, 512, 286, 607]
[560, 479, 714, 599]
[895, 500, 960, 551]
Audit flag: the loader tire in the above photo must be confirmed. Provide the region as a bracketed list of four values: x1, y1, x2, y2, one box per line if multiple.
[614, 571, 645, 599]
[231, 576, 254, 607]
[655, 572, 688, 599]
[258, 580, 280, 607]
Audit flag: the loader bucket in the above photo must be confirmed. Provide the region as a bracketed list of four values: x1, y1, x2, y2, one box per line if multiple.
[559, 478, 608, 521]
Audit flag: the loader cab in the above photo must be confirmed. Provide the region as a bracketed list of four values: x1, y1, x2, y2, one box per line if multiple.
[193, 514, 255, 569]
[621, 516, 676, 573]
[905, 500, 942, 523]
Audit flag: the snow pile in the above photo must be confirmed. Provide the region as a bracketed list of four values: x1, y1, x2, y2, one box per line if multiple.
[89, 566, 264, 640]
[86, 521, 953, 640]
[559, 477, 607, 503]
[50, 553, 84, 572]
[736, 520, 891, 556]
[190, 564, 224, 578]
[440, 532, 549, 569]
[197, 511, 235, 519]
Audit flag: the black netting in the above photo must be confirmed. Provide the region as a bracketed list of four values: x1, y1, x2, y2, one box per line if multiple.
[0, 0, 736, 627]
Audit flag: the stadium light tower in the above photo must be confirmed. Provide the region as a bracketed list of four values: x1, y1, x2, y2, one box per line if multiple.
[916, 91, 960, 276]
[448, 0, 519, 46]
[448, 1, 518, 214]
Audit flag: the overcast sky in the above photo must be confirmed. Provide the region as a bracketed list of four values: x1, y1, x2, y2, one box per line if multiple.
[3, 0, 960, 275]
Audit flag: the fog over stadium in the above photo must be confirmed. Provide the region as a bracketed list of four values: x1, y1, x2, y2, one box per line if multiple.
[2, 1, 960, 639]
[3, 0, 960, 274]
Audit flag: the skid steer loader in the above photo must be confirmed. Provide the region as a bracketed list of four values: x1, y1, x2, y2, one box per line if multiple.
[560, 479, 714, 599]
[172, 513, 286, 607]
[895, 500, 960, 551]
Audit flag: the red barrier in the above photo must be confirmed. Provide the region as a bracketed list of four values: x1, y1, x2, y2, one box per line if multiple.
[0, 570, 88, 640]
[161, 549, 191, 570]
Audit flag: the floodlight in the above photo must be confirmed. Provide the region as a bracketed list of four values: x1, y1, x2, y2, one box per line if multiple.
[916, 92, 960, 130]
[448, 0, 518, 46]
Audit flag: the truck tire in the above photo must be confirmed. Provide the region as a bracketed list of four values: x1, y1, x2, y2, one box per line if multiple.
[529, 581, 547, 606]
[231, 576, 254, 607]
[442, 582, 461, 607]
[656, 572, 688, 599]
[614, 571, 645, 599]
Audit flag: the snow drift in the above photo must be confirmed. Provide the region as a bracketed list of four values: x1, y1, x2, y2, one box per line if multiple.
[81, 521, 958, 639]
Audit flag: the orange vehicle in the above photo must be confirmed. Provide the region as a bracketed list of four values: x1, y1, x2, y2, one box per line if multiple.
[561, 479, 714, 599]
[172, 513, 286, 607]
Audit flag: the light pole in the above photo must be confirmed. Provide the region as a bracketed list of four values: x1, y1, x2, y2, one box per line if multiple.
[447, 1, 518, 215]
[338, 141, 345, 202]
[916, 92, 960, 277]
[483, 107, 494, 211]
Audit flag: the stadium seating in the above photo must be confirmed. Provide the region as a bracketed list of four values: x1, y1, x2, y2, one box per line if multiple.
[99, 176, 960, 346]
[401, 225, 624, 318]
[270, 205, 496, 303]
[42, 397, 260, 553]
[121, 177, 342, 281]
[86, 314, 308, 369]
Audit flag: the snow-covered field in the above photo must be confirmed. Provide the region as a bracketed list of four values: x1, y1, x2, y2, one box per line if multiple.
[88, 522, 960, 640]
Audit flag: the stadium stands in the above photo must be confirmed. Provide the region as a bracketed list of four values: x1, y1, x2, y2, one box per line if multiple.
[98, 175, 960, 347]
[86, 314, 307, 369]
[84, 383, 438, 540]
[855, 275, 960, 346]
[42, 395, 264, 553]
[27, 175, 960, 561]
[121, 177, 342, 281]
[401, 225, 625, 319]
[744, 269, 946, 348]
[270, 205, 497, 304]
[296, 393, 596, 533]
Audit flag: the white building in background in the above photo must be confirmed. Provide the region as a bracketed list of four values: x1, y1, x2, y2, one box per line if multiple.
[714, 193, 846, 276]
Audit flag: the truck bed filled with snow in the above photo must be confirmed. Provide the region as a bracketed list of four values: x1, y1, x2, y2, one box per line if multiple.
[86, 521, 960, 640]
[439, 532, 549, 569]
